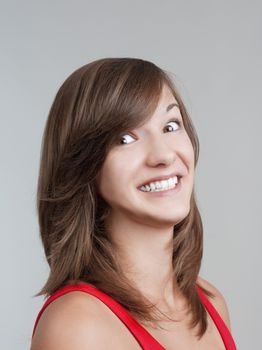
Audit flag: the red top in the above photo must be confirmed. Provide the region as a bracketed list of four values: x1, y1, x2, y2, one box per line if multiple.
[31, 282, 237, 349]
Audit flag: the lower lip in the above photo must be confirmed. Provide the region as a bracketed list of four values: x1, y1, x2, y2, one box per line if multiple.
[138, 177, 183, 197]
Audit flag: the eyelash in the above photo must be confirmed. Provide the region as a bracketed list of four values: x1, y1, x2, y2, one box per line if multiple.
[118, 119, 182, 145]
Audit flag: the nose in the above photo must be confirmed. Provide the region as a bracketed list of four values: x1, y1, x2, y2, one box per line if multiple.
[145, 134, 176, 167]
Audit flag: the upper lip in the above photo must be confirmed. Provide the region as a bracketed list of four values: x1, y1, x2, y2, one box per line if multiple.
[138, 172, 182, 187]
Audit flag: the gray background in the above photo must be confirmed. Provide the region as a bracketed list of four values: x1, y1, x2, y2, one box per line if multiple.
[1, 1, 261, 349]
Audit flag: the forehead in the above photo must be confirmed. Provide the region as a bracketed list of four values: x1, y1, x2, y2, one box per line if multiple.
[161, 83, 176, 99]
[154, 84, 180, 115]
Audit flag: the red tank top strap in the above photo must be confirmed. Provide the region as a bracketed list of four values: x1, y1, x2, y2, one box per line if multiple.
[196, 286, 237, 350]
[31, 282, 165, 349]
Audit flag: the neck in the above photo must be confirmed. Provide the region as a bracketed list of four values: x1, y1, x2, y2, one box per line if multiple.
[105, 210, 185, 312]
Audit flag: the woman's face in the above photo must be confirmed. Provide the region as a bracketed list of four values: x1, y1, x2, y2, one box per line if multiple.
[96, 84, 195, 227]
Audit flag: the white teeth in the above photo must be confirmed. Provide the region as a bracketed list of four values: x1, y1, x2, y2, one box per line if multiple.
[150, 182, 156, 190]
[140, 176, 179, 192]
[167, 178, 173, 186]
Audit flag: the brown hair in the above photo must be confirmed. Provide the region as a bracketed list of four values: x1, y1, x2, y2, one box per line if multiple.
[34, 57, 214, 339]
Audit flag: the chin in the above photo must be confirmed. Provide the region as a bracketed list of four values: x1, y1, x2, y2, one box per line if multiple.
[171, 205, 190, 224]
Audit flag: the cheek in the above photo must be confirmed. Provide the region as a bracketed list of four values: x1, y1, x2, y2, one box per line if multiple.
[103, 147, 140, 178]
[98, 153, 127, 196]
[183, 136, 195, 167]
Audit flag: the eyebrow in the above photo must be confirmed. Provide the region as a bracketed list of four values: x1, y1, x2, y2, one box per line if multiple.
[166, 103, 180, 112]
[132, 102, 182, 133]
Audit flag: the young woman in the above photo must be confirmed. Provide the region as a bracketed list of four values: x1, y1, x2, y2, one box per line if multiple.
[30, 57, 237, 350]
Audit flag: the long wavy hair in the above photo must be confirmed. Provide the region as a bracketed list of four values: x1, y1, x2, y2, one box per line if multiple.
[34, 57, 214, 339]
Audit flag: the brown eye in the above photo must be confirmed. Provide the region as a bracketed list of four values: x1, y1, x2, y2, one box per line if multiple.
[119, 133, 136, 145]
[164, 119, 181, 132]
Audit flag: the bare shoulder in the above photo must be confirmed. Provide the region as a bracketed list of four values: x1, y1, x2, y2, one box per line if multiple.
[197, 276, 232, 330]
[30, 291, 115, 350]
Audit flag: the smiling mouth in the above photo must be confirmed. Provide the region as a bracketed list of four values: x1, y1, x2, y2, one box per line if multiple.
[138, 176, 182, 193]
